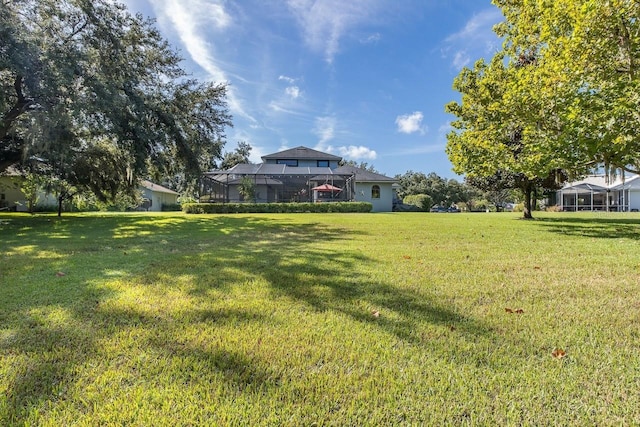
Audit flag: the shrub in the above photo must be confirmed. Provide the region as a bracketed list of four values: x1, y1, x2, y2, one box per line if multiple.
[403, 194, 433, 212]
[182, 202, 372, 214]
[161, 203, 182, 212]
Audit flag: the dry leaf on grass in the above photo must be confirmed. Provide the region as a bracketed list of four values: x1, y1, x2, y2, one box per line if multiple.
[56, 271, 66, 277]
[371, 310, 380, 318]
[551, 348, 567, 359]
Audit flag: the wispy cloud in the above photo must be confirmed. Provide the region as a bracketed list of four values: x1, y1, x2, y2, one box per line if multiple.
[286, 0, 386, 63]
[390, 144, 446, 156]
[278, 75, 297, 84]
[438, 122, 453, 136]
[313, 116, 336, 145]
[148, 0, 256, 122]
[442, 8, 502, 69]
[396, 111, 427, 135]
[361, 33, 381, 44]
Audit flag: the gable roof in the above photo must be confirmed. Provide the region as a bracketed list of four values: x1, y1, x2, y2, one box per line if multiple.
[261, 146, 342, 161]
[140, 180, 179, 195]
[561, 174, 640, 192]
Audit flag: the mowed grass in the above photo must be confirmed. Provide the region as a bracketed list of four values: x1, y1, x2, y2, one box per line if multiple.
[1, 211, 639, 425]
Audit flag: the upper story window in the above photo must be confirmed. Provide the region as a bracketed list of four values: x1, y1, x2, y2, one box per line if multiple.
[317, 160, 329, 167]
[371, 185, 380, 199]
[277, 159, 298, 166]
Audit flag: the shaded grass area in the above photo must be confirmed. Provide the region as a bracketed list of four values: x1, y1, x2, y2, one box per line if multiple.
[1, 211, 639, 425]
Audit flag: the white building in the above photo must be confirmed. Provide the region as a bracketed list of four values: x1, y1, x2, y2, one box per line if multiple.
[556, 174, 640, 212]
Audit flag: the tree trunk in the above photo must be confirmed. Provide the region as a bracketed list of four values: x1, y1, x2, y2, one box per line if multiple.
[522, 182, 534, 219]
[58, 195, 63, 217]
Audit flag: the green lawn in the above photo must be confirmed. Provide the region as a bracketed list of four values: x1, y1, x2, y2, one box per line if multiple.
[1, 211, 639, 425]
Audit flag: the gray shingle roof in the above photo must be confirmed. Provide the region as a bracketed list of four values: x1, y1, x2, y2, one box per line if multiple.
[332, 165, 396, 182]
[261, 146, 342, 161]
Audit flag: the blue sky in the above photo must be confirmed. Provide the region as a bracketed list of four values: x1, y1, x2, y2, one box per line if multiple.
[121, 0, 503, 178]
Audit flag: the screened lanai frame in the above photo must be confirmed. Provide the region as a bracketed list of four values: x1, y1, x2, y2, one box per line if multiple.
[200, 163, 357, 204]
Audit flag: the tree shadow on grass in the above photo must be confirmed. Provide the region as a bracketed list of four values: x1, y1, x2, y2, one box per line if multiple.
[0, 213, 511, 424]
[534, 216, 640, 240]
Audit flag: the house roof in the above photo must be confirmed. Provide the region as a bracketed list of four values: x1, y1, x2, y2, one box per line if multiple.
[261, 146, 342, 162]
[560, 174, 640, 192]
[140, 180, 179, 195]
[226, 177, 283, 186]
[333, 165, 396, 182]
[206, 163, 342, 178]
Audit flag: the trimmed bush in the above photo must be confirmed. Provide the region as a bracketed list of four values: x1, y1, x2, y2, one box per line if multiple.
[182, 202, 372, 214]
[161, 203, 182, 212]
[402, 194, 434, 212]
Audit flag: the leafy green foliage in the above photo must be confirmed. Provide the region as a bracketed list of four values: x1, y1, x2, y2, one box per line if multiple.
[219, 141, 252, 170]
[338, 160, 379, 173]
[402, 194, 433, 211]
[395, 171, 476, 206]
[1, 0, 231, 207]
[447, 0, 640, 218]
[238, 177, 257, 202]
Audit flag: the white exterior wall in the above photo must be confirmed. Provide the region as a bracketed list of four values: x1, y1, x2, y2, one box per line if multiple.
[628, 190, 640, 211]
[0, 176, 25, 210]
[0, 177, 57, 211]
[141, 188, 178, 211]
[354, 182, 393, 212]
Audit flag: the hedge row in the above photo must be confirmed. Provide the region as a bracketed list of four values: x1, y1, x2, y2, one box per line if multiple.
[182, 202, 372, 214]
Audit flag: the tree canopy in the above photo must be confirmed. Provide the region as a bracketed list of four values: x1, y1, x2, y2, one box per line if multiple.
[446, 0, 640, 218]
[1, 0, 232, 210]
[395, 171, 475, 207]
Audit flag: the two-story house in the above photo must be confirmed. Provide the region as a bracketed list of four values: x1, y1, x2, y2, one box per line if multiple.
[202, 146, 397, 212]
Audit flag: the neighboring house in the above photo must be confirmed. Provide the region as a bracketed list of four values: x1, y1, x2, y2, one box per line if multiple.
[0, 172, 25, 211]
[201, 146, 397, 212]
[0, 172, 177, 212]
[138, 180, 179, 211]
[555, 174, 640, 211]
[0, 169, 57, 211]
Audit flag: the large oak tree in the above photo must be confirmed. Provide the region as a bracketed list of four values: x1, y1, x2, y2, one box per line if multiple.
[1, 0, 232, 212]
[446, 0, 639, 218]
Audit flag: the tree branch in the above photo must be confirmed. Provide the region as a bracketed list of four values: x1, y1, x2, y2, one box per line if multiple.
[1, 75, 35, 141]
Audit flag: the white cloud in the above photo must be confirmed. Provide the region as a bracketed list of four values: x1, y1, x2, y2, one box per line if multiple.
[338, 145, 377, 160]
[396, 111, 426, 135]
[286, 0, 386, 63]
[285, 86, 301, 99]
[313, 116, 336, 145]
[442, 8, 503, 69]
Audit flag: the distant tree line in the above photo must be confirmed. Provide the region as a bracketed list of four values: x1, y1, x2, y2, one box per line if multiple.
[393, 171, 522, 212]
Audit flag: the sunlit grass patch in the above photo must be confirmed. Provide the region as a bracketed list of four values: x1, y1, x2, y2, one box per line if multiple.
[1, 211, 640, 425]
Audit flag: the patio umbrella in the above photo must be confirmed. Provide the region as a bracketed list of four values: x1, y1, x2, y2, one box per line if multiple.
[311, 184, 342, 192]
